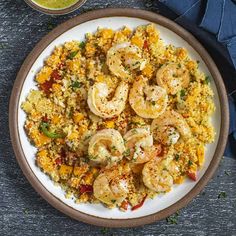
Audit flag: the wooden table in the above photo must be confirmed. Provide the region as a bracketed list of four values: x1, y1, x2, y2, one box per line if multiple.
[1, 0, 235, 235]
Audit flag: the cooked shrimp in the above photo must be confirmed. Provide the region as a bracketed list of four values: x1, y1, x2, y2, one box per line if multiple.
[93, 166, 130, 206]
[151, 110, 191, 146]
[107, 42, 146, 79]
[88, 129, 125, 165]
[156, 63, 190, 95]
[129, 76, 168, 119]
[87, 81, 129, 118]
[142, 150, 174, 192]
[123, 127, 156, 164]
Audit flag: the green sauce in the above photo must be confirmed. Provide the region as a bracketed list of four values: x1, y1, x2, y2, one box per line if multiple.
[33, 0, 79, 9]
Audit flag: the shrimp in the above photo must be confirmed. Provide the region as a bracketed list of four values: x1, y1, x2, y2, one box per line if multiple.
[88, 129, 125, 165]
[151, 110, 191, 146]
[106, 42, 146, 80]
[87, 81, 129, 118]
[156, 63, 190, 95]
[93, 166, 130, 206]
[142, 150, 174, 192]
[123, 127, 156, 164]
[129, 76, 168, 119]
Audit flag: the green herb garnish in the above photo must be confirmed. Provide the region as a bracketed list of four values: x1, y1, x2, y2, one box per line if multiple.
[23, 208, 29, 214]
[79, 41, 86, 49]
[100, 227, 109, 234]
[123, 149, 130, 157]
[39, 122, 66, 139]
[175, 154, 180, 161]
[204, 75, 211, 84]
[188, 160, 193, 166]
[166, 211, 179, 224]
[71, 81, 82, 90]
[67, 50, 79, 60]
[218, 191, 227, 199]
[224, 170, 230, 176]
[180, 89, 186, 98]
[111, 199, 116, 203]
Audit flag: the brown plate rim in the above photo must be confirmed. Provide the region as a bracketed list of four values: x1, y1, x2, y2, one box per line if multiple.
[24, 0, 87, 15]
[9, 8, 229, 228]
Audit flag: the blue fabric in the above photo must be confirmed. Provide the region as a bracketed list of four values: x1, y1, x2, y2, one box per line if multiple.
[159, 0, 236, 158]
[200, 0, 224, 34]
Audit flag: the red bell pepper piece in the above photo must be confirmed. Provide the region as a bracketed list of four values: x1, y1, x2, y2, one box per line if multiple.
[40, 78, 54, 95]
[80, 184, 93, 193]
[51, 70, 61, 80]
[120, 200, 129, 211]
[187, 171, 197, 181]
[131, 195, 147, 211]
[143, 40, 149, 50]
[55, 158, 62, 165]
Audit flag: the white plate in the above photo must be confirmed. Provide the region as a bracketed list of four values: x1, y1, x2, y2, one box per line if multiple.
[11, 9, 228, 227]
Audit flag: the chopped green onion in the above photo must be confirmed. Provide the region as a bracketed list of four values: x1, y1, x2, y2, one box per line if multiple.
[204, 75, 211, 84]
[39, 122, 65, 139]
[67, 50, 79, 60]
[79, 41, 86, 49]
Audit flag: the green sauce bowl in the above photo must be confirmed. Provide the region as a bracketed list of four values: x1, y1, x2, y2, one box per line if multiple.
[24, 0, 87, 15]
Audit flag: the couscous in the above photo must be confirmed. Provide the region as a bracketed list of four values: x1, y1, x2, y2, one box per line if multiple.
[21, 24, 215, 211]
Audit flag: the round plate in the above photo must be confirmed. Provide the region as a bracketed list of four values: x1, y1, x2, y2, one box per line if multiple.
[9, 8, 229, 227]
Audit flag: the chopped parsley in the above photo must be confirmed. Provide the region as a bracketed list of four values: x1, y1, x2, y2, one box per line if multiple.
[111, 199, 116, 203]
[151, 101, 156, 106]
[180, 89, 186, 98]
[67, 50, 79, 60]
[123, 149, 130, 157]
[79, 41, 86, 49]
[23, 208, 29, 214]
[188, 160, 193, 166]
[71, 81, 82, 90]
[0, 42, 7, 49]
[111, 145, 117, 151]
[204, 75, 211, 84]
[218, 191, 227, 199]
[224, 170, 230, 176]
[177, 63, 181, 68]
[100, 228, 109, 234]
[166, 211, 179, 224]
[175, 154, 180, 161]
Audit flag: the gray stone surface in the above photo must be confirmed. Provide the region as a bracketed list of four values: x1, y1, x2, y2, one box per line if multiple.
[0, 0, 236, 235]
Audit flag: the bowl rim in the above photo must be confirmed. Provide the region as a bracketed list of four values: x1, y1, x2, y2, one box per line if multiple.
[24, 0, 87, 15]
[9, 8, 229, 228]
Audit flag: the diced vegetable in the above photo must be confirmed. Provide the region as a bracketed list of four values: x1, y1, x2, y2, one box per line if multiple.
[131, 195, 147, 211]
[187, 171, 197, 181]
[79, 184, 93, 193]
[120, 200, 129, 211]
[39, 122, 65, 139]
[67, 50, 79, 60]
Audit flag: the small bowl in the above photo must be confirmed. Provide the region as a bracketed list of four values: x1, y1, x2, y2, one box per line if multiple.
[24, 0, 87, 15]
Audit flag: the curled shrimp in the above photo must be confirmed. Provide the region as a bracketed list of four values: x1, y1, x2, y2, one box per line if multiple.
[156, 63, 190, 95]
[123, 127, 156, 164]
[88, 129, 125, 165]
[129, 76, 168, 119]
[106, 42, 146, 80]
[87, 81, 129, 118]
[142, 150, 174, 192]
[151, 110, 191, 146]
[93, 166, 130, 206]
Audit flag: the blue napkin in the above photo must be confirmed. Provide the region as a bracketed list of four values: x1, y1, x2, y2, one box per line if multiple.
[158, 0, 236, 158]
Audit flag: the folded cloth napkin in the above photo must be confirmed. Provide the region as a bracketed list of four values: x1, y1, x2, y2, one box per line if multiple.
[157, 0, 236, 158]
